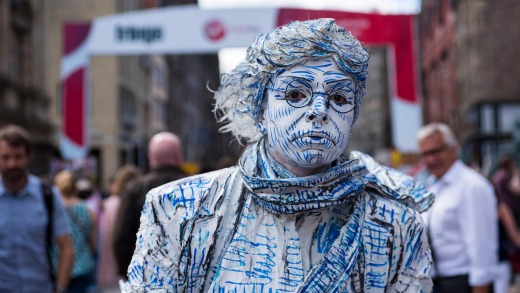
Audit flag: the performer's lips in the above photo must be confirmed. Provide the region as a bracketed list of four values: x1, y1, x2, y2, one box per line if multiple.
[292, 131, 336, 147]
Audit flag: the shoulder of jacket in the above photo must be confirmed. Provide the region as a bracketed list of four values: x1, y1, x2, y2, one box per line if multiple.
[151, 167, 236, 194]
[143, 167, 240, 217]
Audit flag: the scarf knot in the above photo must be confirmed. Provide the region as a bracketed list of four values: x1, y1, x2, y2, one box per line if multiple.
[239, 140, 369, 214]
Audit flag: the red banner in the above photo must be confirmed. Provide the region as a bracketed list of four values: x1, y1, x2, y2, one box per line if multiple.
[277, 9, 417, 104]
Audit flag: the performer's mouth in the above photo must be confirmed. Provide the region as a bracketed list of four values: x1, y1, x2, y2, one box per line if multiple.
[292, 131, 336, 147]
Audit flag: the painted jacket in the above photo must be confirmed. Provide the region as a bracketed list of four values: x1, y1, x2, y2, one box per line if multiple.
[122, 141, 433, 292]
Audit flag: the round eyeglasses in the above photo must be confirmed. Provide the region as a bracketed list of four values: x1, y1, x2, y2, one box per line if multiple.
[271, 79, 356, 114]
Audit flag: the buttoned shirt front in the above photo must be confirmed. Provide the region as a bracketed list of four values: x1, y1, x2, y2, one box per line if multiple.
[423, 160, 498, 286]
[0, 174, 70, 293]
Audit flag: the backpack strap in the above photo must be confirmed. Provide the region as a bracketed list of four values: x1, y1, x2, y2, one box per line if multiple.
[41, 182, 55, 283]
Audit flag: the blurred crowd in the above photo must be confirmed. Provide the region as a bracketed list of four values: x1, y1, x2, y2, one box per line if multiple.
[1, 121, 519, 293]
[0, 124, 238, 293]
[49, 131, 231, 293]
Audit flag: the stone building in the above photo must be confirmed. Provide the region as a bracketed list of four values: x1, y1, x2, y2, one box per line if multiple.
[0, 0, 54, 176]
[163, 0, 240, 172]
[44, 0, 168, 185]
[349, 47, 391, 157]
[44, 0, 239, 184]
[166, 53, 240, 172]
[420, 0, 520, 165]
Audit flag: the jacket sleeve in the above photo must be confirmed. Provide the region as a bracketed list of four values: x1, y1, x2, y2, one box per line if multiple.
[388, 209, 433, 293]
[121, 175, 216, 293]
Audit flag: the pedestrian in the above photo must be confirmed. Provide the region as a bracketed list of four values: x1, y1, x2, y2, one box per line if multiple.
[97, 164, 141, 292]
[113, 132, 187, 278]
[417, 122, 498, 292]
[493, 155, 520, 222]
[122, 18, 434, 292]
[492, 154, 520, 290]
[496, 198, 520, 293]
[0, 124, 74, 293]
[76, 178, 103, 219]
[54, 170, 97, 293]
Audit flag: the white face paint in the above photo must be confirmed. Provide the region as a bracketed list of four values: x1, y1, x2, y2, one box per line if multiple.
[263, 57, 356, 176]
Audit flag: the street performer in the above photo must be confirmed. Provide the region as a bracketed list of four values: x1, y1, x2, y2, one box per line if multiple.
[123, 18, 434, 292]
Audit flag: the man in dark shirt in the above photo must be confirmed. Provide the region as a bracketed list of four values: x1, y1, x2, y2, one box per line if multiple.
[113, 132, 186, 277]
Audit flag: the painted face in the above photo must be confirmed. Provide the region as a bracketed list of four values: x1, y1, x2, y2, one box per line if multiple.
[263, 57, 356, 176]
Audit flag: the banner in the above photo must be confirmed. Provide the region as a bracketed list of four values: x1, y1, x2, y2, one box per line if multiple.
[88, 6, 278, 55]
[61, 23, 91, 160]
[61, 5, 420, 159]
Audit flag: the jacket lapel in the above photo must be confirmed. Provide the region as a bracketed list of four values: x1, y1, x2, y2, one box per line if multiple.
[296, 196, 365, 292]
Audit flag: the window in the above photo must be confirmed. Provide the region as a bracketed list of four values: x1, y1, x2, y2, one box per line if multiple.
[498, 104, 520, 132]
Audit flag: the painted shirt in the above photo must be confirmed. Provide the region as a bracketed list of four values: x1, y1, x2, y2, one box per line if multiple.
[122, 140, 433, 292]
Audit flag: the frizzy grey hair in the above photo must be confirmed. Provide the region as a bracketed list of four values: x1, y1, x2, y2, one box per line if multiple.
[213, 18, 370, 143]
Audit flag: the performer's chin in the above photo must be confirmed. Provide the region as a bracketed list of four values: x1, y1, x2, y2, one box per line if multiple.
[301, 150, 329, 166]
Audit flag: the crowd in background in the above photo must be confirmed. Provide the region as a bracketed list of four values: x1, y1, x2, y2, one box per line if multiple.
[45, 131, 237, 293]
[1, 121, 520, 293]
[50, 164, 143, 292]
[51, 126, 520, 293]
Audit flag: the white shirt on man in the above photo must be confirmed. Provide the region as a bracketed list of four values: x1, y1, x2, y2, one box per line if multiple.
[422, 160, 498, 286]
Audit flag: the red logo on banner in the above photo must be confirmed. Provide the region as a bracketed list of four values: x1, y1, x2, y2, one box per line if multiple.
[205, 19, 226, 42]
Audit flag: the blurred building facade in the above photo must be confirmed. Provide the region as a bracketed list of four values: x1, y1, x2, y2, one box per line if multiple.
[349, 46, 392, 157]
[420, 0, 520, 166]
[163, 0, 241, 172]
[0, 0, 239, 185]
[167, 53, 240, 172]
[0, 0, 55, 176]
[44, 0, 239, 184]
[45, 0, 170, 184]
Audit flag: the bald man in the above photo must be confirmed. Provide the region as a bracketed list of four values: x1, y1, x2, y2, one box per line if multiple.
[113, 132, 187, 278]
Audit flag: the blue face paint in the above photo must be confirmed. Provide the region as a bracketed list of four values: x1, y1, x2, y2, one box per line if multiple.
[264, 57, 356, 176]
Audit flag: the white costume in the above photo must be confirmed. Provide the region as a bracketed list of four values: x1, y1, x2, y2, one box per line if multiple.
[123, 18, 434, 293]
[123, 140, 433, 292]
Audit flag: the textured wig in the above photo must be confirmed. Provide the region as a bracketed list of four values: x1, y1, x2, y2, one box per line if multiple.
[213, 18, 370, 143]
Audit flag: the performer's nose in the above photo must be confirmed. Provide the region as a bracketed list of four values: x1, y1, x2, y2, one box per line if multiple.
[304, 96, 329, 124]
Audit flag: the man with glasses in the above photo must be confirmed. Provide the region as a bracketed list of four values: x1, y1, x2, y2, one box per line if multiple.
[417, 123, 497, 293]
[122, 18, 434, 292]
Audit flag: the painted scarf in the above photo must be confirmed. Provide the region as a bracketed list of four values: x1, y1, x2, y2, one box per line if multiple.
[207, 139, 431, 292]
[123, 139, 433, 292]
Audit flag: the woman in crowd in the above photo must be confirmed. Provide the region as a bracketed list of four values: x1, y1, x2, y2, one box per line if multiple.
[54, 170, 97, 293]
[97, 164, 141, 292]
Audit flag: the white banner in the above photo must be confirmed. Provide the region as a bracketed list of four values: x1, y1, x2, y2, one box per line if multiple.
[61, 5, 421, 160]
[87, 5, 278, 55]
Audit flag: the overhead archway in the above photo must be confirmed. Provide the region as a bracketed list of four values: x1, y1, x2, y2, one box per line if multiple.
[61, 5, 421, 159]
